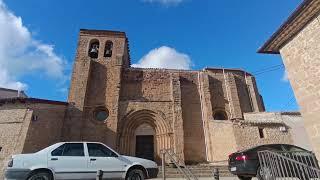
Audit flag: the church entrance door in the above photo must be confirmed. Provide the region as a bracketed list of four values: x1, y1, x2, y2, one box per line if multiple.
[135, 135, 154, 161]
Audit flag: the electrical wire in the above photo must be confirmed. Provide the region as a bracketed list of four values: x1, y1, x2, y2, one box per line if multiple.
[253, 64, 285, 76]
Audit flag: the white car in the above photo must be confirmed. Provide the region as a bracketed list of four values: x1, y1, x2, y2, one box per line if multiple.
[5, 142, 158, 180]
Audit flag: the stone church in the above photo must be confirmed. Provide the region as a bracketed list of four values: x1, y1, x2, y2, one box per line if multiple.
[0, 29, 306, 174]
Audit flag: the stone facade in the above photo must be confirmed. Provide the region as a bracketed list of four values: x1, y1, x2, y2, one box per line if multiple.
[0, 98, 67, 178]
[0, 29, 301, 178]
[0, 87, 27, 99]
[63, 29, 291, 164]
[280, 13, 320, 159]
[259, 0, 320, 159]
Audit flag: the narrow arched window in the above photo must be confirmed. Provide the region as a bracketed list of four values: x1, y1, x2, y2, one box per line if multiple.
[213, 110, 228, 120]
[104, 41, 113, 57]
[88, 40, 99, 58]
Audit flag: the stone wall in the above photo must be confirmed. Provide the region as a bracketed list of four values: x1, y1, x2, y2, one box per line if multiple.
[22, 104, 67, 153]
[280, 14, 320, 159]
[66, 30, 129, 150]
[237, 112, 310, 151]
[180, 72, 206, 163]
[0, 102, 66, 178]
[234, 124, 292, 151]
[121, 69, 172, 101]
[281, 113, 312, 150]
[206, 121, 237, 162]
[0, 108, 32, 178]
[66, 30, 268, 164]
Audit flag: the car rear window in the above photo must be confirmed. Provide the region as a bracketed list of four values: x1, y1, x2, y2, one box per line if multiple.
[51, 144, 65, 156]
[286, 145, 305, 152]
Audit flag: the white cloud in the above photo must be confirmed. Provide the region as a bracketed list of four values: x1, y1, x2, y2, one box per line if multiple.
[0, 0, 66, 91]
[142, 0, 184, 6]
[0, 68, 27, 90]
[282, 71, 289, 82]
[132, 46, 193, 70]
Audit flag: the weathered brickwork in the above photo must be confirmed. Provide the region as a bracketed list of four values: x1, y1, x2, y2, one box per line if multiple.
[22, 104, 67, 153]
[234, 124, 292, 151]
[0, 108, 31, 179]
[64, 30, 294, 164]
[280, 14, 320, 159]
[180, 72, 206, 163]
[0, 101, 67, 178]
[243, 112, 312, 149]
[0, 29, 300, 176]
[207, 121, 237, 162]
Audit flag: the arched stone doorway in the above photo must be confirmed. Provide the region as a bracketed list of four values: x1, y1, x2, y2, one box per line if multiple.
[135, 124, 155, 160]
[118, 110, 172, 163]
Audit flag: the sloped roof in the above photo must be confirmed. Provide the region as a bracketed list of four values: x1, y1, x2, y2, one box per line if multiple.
[0, 87, 27, 99]
[258, 0, 320, 54]
[0, 97, 68, 106]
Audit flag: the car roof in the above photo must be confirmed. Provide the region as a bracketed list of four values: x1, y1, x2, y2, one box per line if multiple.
[239, 144, 306, 152]
[57, 142, 105, 144]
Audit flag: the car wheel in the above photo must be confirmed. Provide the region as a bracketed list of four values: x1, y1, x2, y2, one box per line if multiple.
[257, 166, 274, 180]
[238, 175, 252, 180]
[27, 171, 52, 180]
[126, 169, 145, 180]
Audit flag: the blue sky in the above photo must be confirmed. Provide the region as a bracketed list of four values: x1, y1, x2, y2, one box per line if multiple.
[0, 0, 302, 111]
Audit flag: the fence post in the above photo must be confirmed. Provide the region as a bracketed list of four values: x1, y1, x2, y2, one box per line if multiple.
[213, 168, 219, 180]
[162, 151, 166, 180]
[96, 170, 103, 180]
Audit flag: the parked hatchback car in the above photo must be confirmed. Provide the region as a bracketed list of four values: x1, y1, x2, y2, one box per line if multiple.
[228, 144, 319, 180]
[5, 142, 158, 180]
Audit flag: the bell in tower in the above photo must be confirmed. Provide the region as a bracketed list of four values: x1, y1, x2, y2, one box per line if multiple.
[104, 41, 113, 57]
[89, 41, 99, 58]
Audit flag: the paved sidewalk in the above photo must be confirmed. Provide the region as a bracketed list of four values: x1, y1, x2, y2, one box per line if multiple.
[152, 177, 257, 180]
[152, 177, 254, 180]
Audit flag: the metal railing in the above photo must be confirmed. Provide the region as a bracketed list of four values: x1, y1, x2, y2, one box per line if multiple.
[160, 149, 198, 180]
[258, 150, 320, 180]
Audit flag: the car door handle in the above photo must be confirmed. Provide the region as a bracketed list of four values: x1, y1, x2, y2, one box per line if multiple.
[90, 158, 97, 161]
[51, 158, 58, 161]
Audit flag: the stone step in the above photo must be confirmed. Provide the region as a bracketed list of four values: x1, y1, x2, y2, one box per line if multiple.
[157, 166, 235, 178]
[157, 173, 235, 178]
[158, 169, 230, 173]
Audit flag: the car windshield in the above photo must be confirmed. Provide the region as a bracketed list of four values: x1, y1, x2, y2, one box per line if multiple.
[285, 145, 306, 152]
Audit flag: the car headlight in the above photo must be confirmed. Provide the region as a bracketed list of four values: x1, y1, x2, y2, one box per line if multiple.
[8, 158, 13, 167]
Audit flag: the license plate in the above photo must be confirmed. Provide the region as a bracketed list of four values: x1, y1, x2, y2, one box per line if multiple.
[230, 167, 237, 171]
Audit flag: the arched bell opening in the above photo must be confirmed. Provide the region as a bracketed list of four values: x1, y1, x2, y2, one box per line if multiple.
[88, 39, 99, 59]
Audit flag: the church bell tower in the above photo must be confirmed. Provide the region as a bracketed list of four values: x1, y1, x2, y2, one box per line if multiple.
[64, 29, 130, 149]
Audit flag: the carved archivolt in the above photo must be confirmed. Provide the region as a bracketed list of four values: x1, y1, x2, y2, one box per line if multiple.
[118, 109, 172, 160]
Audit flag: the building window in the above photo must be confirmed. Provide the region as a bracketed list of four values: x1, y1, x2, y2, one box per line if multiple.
[94, 108, 109, 122]
[88, 40, 99, 58]
[258, 128, 265, 138]
[213, 110, 228, 120]
[104, 41, 113, 57]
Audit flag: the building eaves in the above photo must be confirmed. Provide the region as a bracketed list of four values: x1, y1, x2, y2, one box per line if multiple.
[258, 0, 320, 54]
[80, 29, 126, 38]
[0, 97, 68, 106]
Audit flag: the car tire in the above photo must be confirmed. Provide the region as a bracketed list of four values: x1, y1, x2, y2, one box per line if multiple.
[238, 175, 252, 180]
[27, 171, 53, 180]
[257, 166, 274, 180]
[126, 169, 145, 180]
